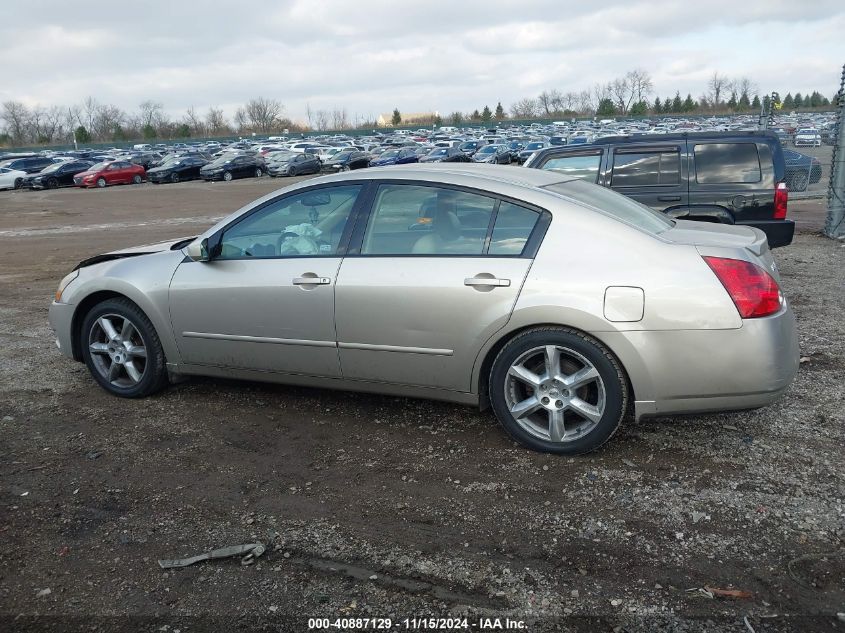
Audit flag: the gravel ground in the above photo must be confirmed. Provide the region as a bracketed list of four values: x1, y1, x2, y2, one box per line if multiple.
[0, 180, 843, 632]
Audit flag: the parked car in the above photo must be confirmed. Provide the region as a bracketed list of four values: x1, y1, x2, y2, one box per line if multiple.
[74, 161, 146, 188]
[321, 150, 371, 172]
[21, 160, 95, 189]
[419, 147, 472, 163]
[458, 140, 485, 156]
[267, 152, 322, 177]
[524, 131, 795, 248]
[517, 141, 551, 165]
[147, 156, 209, 184]
[782, 149, 822, 192]
[200, 155, 265, 181]
[0, 166, 28, 190]
[793, 128, 821, 148]
[369, 148, 419, 167]
[472, 144, 512, 164]
[0, 156, 57, 174]
[48, 165, 798, 456]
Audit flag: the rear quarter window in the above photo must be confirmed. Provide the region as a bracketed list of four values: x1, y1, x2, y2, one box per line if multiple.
[537, 152, 602, 183]
[694, 143, 761, 184]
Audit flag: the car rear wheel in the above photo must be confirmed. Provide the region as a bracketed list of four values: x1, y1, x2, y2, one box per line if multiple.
[47, 177, 59, 189]
[223, 171, 233, 182]
[789, 171, 809, 192]
[13, 178, 23, 189]
[132, 175, 143, 184]
[96, 177, 107, 188]
[80, 298, 168, 398]
[171, 173, 180, 183]
[489, 327, 628, 455]
[255, 168, 263, 178]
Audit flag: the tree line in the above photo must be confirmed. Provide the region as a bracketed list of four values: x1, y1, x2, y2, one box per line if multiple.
[1, 69, 837, 147]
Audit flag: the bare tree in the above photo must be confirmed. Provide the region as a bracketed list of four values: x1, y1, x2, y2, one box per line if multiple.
[627, 69, 654, 105]
[510, 98, 539, 118]
[330, 108, 348, 130]
[577, 90, 594, 114]
[83, 96, 98, 131]
[538, 90, 564, 116]
[184, 106, 204, 135]
[234, 107, 248, 132]
[91, 104, 125, 140]
[314, 110, 329, 131]
[734, 77, 758, 101]
[708, 71, 728, 108]
[1, 101, 31, 143]
[244, 97, 283, 133]
[205, 107, 227, 134]
[610, 77, 631, 114]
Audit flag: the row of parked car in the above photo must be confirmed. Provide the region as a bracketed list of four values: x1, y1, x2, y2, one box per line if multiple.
[0, 110, 835, 193]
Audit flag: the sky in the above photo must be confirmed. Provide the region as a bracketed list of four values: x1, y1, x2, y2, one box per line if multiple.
[1, 0, 843, 125]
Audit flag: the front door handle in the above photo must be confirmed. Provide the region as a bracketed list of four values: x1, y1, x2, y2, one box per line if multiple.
[464, 276, 511, 287]
[657, 195, 682, 202]
[293, 275, 331, 286]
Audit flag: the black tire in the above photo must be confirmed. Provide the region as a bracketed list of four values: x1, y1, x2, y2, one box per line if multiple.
[255, 168, 263, 178]
[489, 327, 628, 455]
[14, 178, 22, 189]
[171, 172, 180, 183]
[289, 166, 297, 177]
[789, 171, 809, 192]
[80, 297, 169, 398]
[132, 174, 143, 184]
[223, 171, 233, 182]
[47, 177, 59, 189]
[96, 177, 107, 188]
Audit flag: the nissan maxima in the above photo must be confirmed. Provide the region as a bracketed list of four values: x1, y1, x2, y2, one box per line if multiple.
[49, 165, 798, 455]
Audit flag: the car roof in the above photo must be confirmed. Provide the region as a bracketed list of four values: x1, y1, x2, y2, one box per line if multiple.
[558, 130, 780, 147]
[309, 163, 575, 190]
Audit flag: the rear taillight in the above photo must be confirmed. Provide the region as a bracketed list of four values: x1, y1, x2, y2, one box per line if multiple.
[774, 182, 788, 219]
[703, 256, 782, 318]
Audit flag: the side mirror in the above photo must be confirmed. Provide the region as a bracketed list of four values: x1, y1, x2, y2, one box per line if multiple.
[186, 238, 210, 262]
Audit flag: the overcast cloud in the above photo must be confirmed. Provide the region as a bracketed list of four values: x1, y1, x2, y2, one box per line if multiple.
[1, 0, 843, 123]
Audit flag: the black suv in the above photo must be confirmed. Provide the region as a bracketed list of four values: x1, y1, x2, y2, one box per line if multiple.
[524, 131, 794, 247]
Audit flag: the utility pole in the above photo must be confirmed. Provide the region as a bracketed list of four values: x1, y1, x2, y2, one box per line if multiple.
[824, 64, 845, 239]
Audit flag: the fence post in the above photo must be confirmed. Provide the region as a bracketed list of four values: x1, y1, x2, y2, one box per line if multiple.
[824, 64, 845, 238]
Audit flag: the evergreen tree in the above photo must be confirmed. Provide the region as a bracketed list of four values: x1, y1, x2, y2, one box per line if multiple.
[738, 91, 751, 111]
[682, 94, 696, 112]
[596, 98, 616, 116]
[727, 91, 738, 110]
[809, 91, 822, 108]
[629, 101, 648, 115]
[751, 95, 761, 110]
[74, 125, 91, 143]
[142, 123, 156, 140]
[481, 105, 492, 123]
[391, 108, 401, 125]
[176, 124, 191, 138]
[433, 114, 442, 127]
[471, 109, 481, 121]
[782, 93, 794, 109]
[663, 97, 672, 113]
[652, 96, 663, 114]
[762, 95, 770, 112]
[671, 91, 683, 113]
[494, 102, 505, 120]
[792, 92, 803, 108]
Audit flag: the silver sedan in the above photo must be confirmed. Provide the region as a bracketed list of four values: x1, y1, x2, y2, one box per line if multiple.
[49, 164, 799, 454]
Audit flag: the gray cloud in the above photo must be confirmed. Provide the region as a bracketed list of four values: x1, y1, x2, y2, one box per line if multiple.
[1, 0, 842, 123]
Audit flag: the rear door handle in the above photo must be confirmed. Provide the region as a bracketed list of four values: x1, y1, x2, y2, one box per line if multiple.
[293, 276, 331, 285]
[657, 195, 681, 202]
[464, 277, 511, 287]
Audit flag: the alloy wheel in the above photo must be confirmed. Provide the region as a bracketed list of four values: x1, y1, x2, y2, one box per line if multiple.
[87, 314, 148, 388]
[504, 345, 606, 443]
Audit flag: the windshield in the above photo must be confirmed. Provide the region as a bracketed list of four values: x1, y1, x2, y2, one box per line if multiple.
[543, 180, 673, 235]
[429, 149, 448, 157]
[41, 162, 65, 173]
[477, 146, 497, 154]
[380, 150, 400, 159]
[86, 161, 112, 171]
[527, 142, 545, 150]
[268, 152, 295, 162]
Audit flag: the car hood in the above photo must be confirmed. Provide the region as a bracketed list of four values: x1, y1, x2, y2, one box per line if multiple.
[74, 170, 100, 178]
[75, 236, 196, 270]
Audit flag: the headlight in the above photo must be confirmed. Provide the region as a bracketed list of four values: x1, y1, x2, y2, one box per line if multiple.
[55, 270, 79, 302]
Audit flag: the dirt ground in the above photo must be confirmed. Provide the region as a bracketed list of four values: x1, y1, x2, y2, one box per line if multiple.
[0, 178, 843, 633]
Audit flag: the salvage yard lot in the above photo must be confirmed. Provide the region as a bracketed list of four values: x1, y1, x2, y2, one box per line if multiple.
[0, 180, 843, 632]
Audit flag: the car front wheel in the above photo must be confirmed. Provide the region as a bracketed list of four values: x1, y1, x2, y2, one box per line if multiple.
[489, 327, 628, 455]
[223, 171, 233, 182]
[96, 177, 107, 188]
[255, 168, 263, 178]
[132, 174, 143, 184]
[80, 298, 168, 398]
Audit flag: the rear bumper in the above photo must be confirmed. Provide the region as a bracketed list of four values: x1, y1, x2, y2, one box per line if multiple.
[599, 306, 799, 419]
[736, 219, 794, 248]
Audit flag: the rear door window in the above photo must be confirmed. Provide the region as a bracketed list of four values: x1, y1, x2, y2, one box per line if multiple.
[610, 148, 680, 187]
[537, 151, 602, 183]
[694, 143, 761, 183]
